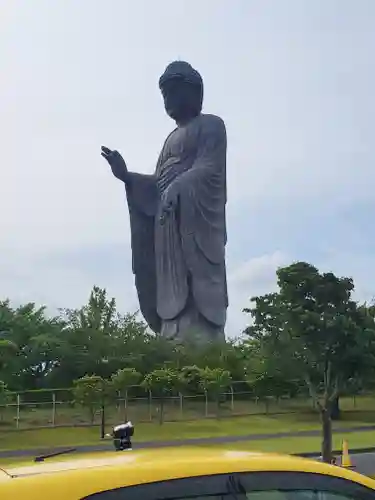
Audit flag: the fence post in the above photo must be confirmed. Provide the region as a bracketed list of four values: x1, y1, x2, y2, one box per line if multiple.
[114, 390, 119, 414]
[52, 392, 56, 427]
[204, 390, 208, 417]
[265, 397, 270, 414]
[230, 385, 234, 412]
[16, 393, 20, 429]
[124, 390, 128, 420]
[179, 392, 183, 418]
[148, 390, 152, 422]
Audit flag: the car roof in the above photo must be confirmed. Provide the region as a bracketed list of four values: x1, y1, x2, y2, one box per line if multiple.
[1, 448, 375, 498]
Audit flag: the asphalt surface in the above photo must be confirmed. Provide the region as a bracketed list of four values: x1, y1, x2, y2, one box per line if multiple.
[350, 453, 375, 476]
[2, 424, 375, 458]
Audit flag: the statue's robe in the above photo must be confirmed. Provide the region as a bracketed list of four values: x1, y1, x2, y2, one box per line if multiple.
[125, 114, 228, 342]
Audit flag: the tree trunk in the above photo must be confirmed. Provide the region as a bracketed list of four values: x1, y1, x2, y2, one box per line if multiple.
[124, 389, 128, 422]
[159, 398, 164, 425]
[216, 395, 221, 419]
[265, 397, 270, 414]
[330, 396, 340, 421]
[100, 404, 105, 439]
[321, 407, 332, 463]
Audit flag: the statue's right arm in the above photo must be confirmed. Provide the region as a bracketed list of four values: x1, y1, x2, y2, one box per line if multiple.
[123, 171, 161, 332]
[125, 172, 159, 217]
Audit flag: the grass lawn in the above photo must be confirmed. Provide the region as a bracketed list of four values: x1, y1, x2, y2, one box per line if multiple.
[1, 411, 375, 452]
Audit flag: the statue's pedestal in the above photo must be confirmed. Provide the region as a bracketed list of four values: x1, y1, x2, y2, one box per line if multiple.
[160, 299, 225, 344]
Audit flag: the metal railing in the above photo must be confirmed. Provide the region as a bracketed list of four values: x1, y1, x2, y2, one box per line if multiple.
[0, 385, 368, 431]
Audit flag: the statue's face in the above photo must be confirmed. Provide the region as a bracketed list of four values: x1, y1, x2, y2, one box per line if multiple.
[160, 77, 202, 123]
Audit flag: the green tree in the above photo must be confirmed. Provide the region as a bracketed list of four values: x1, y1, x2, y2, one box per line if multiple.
[73, 375, 112, 424]
[21, 316, 65, 389]
[0, 338, 18, 380]
[111, 368, 141, 420]
[178, 365, 203, 395]
[245, 261, 374, 463]
[199, 367, 231, 417]
[0, 301, 64, 390]
[54, 288, 152, 387]
[56, 286, 122, 385]
[243, 338, 301, 410]
[0, 381, 10, 422]
[141, 368, 178, 424]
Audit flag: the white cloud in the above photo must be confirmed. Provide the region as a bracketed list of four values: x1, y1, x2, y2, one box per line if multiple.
[227, 251, 289, 336]
[229, 251, 287, 292]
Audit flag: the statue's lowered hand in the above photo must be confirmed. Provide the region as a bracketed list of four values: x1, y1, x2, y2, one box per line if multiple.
[160, 182, 180, 225]
[101, 146, 128, 182]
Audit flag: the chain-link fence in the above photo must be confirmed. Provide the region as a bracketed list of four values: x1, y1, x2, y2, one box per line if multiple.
[0, 385, 369, 431]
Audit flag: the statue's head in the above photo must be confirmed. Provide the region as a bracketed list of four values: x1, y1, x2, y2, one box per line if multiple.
[159, 61, 203, 124]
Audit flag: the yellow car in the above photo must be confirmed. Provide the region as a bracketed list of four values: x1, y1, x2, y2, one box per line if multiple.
[0, 447, 375, 499]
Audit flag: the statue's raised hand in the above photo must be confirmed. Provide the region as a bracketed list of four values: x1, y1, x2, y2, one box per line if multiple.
[101, 146, 128, 183]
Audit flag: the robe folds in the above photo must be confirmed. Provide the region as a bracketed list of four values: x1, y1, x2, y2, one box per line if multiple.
[125, 114, 228, 336]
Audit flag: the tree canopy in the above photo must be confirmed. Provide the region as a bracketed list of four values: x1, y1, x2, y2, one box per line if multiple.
[244, 262, 375, 461]
[1, 262, 375, 460]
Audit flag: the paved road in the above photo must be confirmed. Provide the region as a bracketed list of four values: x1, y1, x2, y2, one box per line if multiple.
[2, 424, 375, 459]
[1, 425, 375, 475]
[351, 452, 375, 476]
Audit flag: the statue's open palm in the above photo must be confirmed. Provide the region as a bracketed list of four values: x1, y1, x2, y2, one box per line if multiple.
[101, 146, 128, 182]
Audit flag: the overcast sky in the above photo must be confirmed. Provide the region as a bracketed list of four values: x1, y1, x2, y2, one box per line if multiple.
[1, 0, 374, 336]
